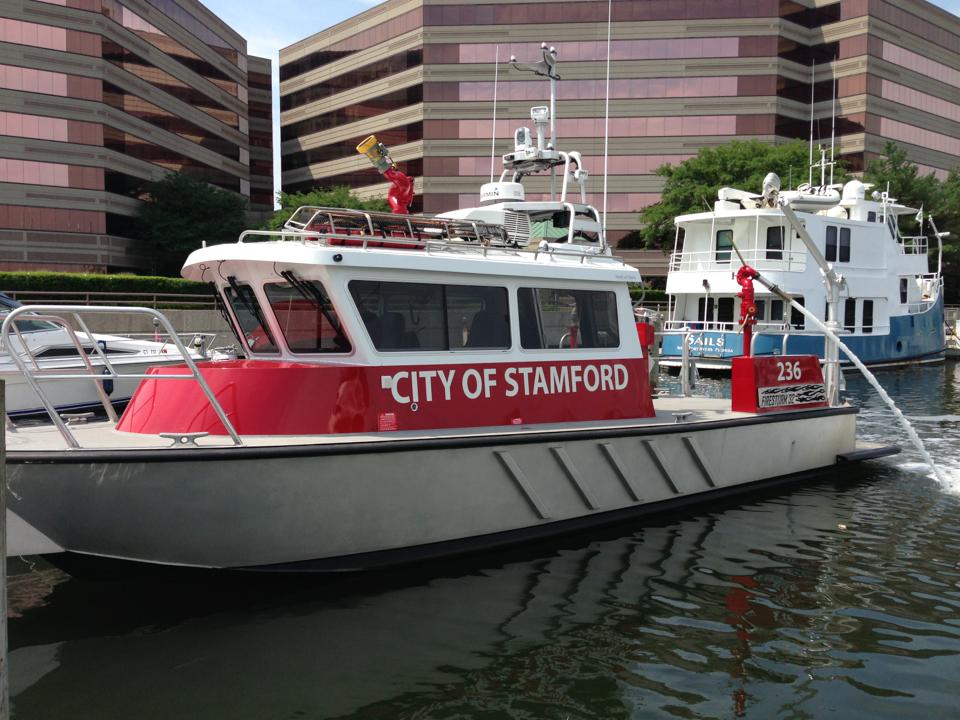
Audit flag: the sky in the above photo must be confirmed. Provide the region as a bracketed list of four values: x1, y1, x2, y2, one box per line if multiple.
[197, 0, 960, 205]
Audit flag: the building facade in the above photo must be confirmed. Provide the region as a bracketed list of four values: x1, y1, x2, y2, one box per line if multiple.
[279, 0, 960, 272]
[0, 0, 273, 272]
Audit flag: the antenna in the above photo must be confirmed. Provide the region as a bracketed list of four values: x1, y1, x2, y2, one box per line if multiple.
[808, 60, 815, 187]
[829, 65, 836, 186]
[490, 45, 500, 183]
[601, 0, 612, 247]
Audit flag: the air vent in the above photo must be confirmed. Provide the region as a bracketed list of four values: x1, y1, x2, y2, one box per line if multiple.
[502, 211, 531, 246]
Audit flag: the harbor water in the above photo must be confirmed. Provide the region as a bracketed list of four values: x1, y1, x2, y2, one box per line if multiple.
[5, 363, 960, 719]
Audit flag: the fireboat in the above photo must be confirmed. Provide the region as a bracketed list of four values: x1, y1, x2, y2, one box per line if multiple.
[3, 44, 897, 573]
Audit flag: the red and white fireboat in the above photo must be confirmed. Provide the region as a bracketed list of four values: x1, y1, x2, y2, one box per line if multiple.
[3, 46, 895, 572]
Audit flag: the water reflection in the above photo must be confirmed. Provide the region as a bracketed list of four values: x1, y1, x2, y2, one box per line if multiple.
[7, 364, 960, 719]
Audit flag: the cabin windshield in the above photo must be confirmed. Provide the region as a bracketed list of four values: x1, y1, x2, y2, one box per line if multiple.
[263, 281, 351, 354]
[528, 209, 600, 244]
[349, 280, 511, 351]
[224, 282, 279, 353]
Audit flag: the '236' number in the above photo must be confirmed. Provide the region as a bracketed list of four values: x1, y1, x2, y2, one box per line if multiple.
[776, 361, 802, 382]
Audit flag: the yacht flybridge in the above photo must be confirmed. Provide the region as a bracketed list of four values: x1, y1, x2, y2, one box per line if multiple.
[661, 161, 946, 372]
[3, 44, 897, 573]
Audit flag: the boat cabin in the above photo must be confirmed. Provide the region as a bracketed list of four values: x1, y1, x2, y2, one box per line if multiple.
[118, 206, 654, 436]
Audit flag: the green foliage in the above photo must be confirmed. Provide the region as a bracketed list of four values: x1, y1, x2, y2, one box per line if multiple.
[629, 285, 666, 303]
[865, 142, 941, 234]
[0, 271, 206, 294]
[637, 140, 846, 249]
[138, 173, 248, 276]
[865, 142, 960, 303]
[265, 186, 390, 230]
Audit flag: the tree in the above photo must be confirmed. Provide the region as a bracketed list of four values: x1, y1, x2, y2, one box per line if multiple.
[634, 140, 844, 249]
[138, 173, 248, 276]
[864, 141, 942, 235]
[934, 169, 960, 303]
[265, 186, 390, 230]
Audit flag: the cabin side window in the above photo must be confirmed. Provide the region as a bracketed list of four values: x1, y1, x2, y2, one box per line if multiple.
[223, 282, 279, 353]
[715, 229, 733, 263]
[862, 299, 874, 334]
[348, 280, 510, 351]
[839, 227, 851, 262]
[765, 226, 784, 260]
[518, 288, 619, 349]
[263, 282, 351, 354]
[844, 298, 856, 332]
[790, 296, 805, 329]
[825, 226, 838, 262]
[900, 278, 908, 304]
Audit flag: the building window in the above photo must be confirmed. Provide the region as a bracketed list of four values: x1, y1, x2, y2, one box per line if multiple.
[519, 288, 619, 349]
[844, 298, 856, 332]
[224, 282, 278, 353]
[715, 229, 733, 263]
[825, 225, 837, 262]
[765, 226, 784, 260]
[263, 281, 351, 353]
[863, 300, 874, 334]
[839, 227, 851, 262]
[349, 280, 510, 351]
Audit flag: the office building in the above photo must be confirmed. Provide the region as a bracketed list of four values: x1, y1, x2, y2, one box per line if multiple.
[279, 0, 960, 277]
[0, 0, 273, 272]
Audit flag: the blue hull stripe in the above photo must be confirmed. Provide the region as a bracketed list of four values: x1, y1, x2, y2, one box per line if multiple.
[661, 296, 945, 365]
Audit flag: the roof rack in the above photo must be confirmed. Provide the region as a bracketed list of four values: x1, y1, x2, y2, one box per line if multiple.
[282, 206, 512, 247]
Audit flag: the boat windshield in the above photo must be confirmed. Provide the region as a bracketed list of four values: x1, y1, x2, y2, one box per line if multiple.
[263, 281, 351, 354]
[223, 282, 279, 353]
[0, 294, 60, 333]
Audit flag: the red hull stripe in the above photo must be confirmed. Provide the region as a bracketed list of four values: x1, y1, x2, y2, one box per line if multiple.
[117, 358, 654, 436]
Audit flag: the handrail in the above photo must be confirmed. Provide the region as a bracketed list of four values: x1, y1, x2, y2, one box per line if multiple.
[1, 305, 242, 449]
[1, 290, 215, 309]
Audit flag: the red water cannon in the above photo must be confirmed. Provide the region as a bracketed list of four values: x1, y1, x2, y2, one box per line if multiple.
[357, 135, 414, 214]
[736, 264, 760, 356]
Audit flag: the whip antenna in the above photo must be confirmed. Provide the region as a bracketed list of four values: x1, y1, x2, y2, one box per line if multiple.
[601, 0, 612, 246]
[490, 45, 499, 183]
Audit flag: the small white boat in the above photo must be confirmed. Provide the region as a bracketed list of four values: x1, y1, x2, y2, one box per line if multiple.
[0, 293, 204, 416]
[3, 44, 896, 573]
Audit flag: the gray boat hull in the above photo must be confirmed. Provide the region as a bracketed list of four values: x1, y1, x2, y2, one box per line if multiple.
[5, 407, 871, 570]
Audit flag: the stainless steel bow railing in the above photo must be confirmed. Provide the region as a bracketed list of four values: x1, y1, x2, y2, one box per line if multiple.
[1, 305, 241, 449]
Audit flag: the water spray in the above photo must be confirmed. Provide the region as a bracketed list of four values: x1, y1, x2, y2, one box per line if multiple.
[755, 274, 947, 485]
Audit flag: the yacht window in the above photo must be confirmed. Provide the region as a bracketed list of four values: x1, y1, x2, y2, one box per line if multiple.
[839, 227, 851, 262]
[224, 283, 278, 353]
[717, 297, 734, 324]
[770, 299, 784, 322]
[765, 226, 784, 260]
[715, 229, 733, 263]
[264, 281, 351, 354]
[697, 297, 715, 323]
[518, 288, 619, 349]
[844, 298, 856, 332]
[349, 280, 510, 351]
[790, 296, 805, 329]
[863, 299, 874, 334]
[825, 226, 838, 262]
